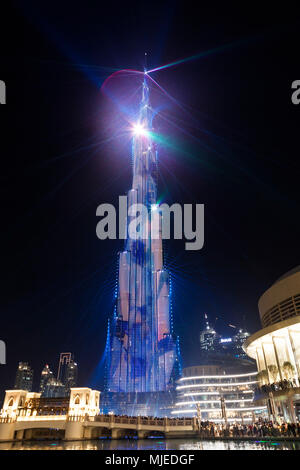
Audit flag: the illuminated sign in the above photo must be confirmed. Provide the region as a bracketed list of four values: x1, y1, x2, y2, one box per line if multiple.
[220, 338, 232, 343]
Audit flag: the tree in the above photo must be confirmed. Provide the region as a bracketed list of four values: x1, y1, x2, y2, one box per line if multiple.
[282, 361, 295, 381]
[268, 364, 279, 383]
[257, 370, 268, 385]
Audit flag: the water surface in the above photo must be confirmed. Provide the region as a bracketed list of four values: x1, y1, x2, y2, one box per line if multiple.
[1, 438, 299, 450]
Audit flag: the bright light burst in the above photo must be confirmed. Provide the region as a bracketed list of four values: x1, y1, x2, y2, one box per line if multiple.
[132, 122, 149, 137]
[151, 203, 159, 211]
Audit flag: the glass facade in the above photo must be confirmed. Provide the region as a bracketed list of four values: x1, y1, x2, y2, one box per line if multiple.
[14, 362, 33, 392]
[39, 364, 53, 396]
[106, 79, 180, 399]
[172, 368, 267, 422]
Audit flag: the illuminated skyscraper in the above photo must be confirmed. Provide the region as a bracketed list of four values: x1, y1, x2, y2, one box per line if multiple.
[14, 362, 33, 392]
[43, 377, 66, 398]
[199, 314, 254, 366]
[57, 352, 72, 384]
[199, 314, 219, 352]
[65, 359, 78, 393]
[57, 352, 78, 395]
[39, 364, 53, 395]
[105, 78, 181, 413]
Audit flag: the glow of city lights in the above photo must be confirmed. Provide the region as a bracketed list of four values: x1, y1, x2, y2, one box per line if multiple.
[179, 372, 257, 381]
[173, 406, 267, 413]
[176, 399, 253, 406]
[176, 381, 258, 390]
[183, 390, 254, 397]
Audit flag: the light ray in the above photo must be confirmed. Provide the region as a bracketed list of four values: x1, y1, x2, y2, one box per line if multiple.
[146, 35, 260, 74]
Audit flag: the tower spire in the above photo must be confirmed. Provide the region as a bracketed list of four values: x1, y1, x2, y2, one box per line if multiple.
[105, 78, 180, 414]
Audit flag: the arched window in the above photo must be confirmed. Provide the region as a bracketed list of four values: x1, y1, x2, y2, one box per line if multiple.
[86, 394, 89, 405]
[74, 395, 80, 405]
[8, 397, 14, 407]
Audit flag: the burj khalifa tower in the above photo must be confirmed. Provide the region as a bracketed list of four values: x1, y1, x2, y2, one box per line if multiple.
[104, 76, 181, 415]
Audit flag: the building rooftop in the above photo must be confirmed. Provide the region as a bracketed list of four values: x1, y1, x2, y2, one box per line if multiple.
[274, 265, 300, 284]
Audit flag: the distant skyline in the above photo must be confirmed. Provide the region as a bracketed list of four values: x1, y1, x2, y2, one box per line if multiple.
[1, 3, 299, 401]
[9, 352, 77, 395]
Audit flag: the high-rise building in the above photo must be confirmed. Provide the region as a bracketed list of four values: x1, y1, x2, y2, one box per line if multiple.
[56, 352, 78, 396]
[199, 314, 253, 366]
[232, 329, 250, 358]
[39, 364, 53, 396]
[104, 78, 181, 415]
[43, 377, 66, 398]
[57, 352, 72, 384]
[14, 362, 33, 391]
[65, 359, 78, 393]
[199, 314, 219, 352]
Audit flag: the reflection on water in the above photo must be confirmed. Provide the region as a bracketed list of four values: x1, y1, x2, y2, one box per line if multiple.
[0, 438, 299, 450]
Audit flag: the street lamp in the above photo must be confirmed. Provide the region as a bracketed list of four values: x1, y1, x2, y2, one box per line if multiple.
[196, 402, 201, 431]
[220, 395, 228, 428]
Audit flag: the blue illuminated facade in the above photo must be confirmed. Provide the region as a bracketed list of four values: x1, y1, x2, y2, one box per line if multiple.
[105, 79, 181, 412]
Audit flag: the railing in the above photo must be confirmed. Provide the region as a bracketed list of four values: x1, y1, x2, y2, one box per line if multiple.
[254, 381, 300, 400]
[87, 415, 193, 427]
[17, 415, 66, 422]
[168, 419, 192, 427]
[67, 415, 85, 422]
[0, 417, 16, 424]
[93, 415, 110, 423]
[0, 413, 193, 428]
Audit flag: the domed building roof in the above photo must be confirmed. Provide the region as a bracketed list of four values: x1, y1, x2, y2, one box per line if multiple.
[274, 265, 300, 284]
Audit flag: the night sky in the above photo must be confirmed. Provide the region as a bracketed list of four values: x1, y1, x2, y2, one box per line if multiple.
[0, 2, 299, 400]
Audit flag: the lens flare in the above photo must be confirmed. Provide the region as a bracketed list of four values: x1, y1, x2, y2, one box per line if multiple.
[132, 123, 148, 137]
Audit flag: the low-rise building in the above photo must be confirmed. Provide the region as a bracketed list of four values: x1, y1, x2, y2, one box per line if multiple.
[172, 364, 267, 422]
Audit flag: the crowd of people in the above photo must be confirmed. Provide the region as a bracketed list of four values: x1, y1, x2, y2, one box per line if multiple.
[106, 414, 300, 439]
[198, 420, 300, 438]
[101, 412, 300, 439]
[255, 379, 297, 396]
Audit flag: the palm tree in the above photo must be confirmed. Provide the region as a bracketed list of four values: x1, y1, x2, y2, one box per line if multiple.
[282, 361, 295, 381]
[257, 370, 268, 385]
[268, 364, 279, 383]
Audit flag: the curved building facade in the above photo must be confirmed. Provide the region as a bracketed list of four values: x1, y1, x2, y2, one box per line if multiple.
[172, 365, 267, 422]
[258, 266, 300, 328]
[244, 266, 300, 423]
